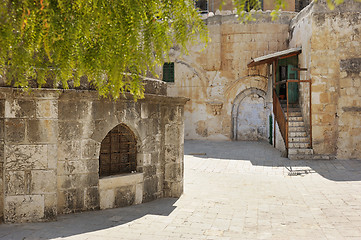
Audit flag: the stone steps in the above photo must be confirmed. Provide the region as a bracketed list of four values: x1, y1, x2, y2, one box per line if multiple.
[288, 148, 313, 155]
[289, 121, 305, 127]
[289, 116, 303, 121]
[289, 136, 309, 142]
[289, 131, 307, 137]
[280, 102, 314, 160]
[288, 111, 302, 117]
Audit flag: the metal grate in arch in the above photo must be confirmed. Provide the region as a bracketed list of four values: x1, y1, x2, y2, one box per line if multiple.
[99, 124, 137, 177]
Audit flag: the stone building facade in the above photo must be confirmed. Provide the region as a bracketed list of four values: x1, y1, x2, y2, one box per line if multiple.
[166, 0, 361, 160]
[0, 80, 187, 223]
[166, 12, 296, 143]
[289, 0, 361, 159]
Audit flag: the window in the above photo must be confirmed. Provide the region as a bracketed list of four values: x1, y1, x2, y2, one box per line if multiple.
[195, 0, 208, 13]
[162, 62, 175, 83]
[99, 124, 137, 177]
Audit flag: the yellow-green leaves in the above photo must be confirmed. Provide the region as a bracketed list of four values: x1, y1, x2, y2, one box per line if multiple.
[0, 0, 208, 100]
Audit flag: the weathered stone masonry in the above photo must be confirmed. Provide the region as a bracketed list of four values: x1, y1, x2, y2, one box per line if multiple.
[0, 82, 187, 223]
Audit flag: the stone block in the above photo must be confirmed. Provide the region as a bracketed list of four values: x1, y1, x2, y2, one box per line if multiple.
[58, 172, 98, 190]
[5, 145, 48, 170]
[99, 173, 143, 190]
[164, 181, 183, 198]
[164, 145, 178, 163]
[81, 139, 100, 159]
[135, 183, 143, 205]
[151, 152, 160, 165]
[165, 163, 182, 181]
[59, 159, 98, 176]
[319, 92, 330, 104]
[58, 140, 81, 161]
[5, 99, 36, 118]
[312, 83, 327, 92]
[5, 119, 25, 143]
[30, 170, 56, 194]
[58, 100, 77, 120]
[92, 101, 114, 120]
[4, 195, 44, 223]
[86, 159, 99, 174]
[340, 58, 361, 74]
[99, 189, 115, 209]
[141, 103, 149, 119]
[44, 194, 57, 220]
[5, 171, 25, 195]
[340, 78, 353, 88]
[143, 165, 157, 178]
[27, 120, 57, 143]
[75, 101, 91, 120]
[58, 100, 90, 120]
[36, 100, 58, 119]
[47, 144, 57, 169]
[58, 189, 84, 213]
[58, 121, 83, 141]
[142, 176, 158, 202]
[165, 124, 180, 145]
[84, 187, 99, 210]
[114, 185, 135, 208]
[137, 153, 151, 166]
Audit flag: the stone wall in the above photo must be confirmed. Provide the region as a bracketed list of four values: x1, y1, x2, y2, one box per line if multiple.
[0, 84, 187, 223]
[166, 12, 296, 141]
[289, 0, 361, 159]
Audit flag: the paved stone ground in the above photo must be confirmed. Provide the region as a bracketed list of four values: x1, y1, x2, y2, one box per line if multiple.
[1, 140, 361, 240]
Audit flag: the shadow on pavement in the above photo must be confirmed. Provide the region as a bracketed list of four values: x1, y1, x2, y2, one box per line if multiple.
[0, 198, 177, 240]
[185, 140, 361, 182]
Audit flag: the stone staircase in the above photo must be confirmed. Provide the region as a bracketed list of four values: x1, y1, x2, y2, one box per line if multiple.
[280, 101, 313, 160]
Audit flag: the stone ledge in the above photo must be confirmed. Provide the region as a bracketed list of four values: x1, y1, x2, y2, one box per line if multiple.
[99, 173, 143, 190]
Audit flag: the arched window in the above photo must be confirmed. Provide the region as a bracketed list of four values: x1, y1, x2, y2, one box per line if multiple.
[99, 124, 137, 177]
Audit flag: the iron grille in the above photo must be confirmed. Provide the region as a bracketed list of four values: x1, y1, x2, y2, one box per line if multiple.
[99, 124, 137, 177]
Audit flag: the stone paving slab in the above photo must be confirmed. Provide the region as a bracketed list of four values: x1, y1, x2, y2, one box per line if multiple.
[1, 140, 361, 239]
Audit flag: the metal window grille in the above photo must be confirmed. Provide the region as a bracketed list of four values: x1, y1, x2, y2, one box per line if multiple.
[99, 124, 137, 177]
[162, 62, 175, 83]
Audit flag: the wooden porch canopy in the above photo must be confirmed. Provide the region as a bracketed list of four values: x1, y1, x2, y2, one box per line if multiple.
[247, 47, 302, 67]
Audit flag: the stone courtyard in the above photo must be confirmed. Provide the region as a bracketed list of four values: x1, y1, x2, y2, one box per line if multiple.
[1, 140, 361, 239]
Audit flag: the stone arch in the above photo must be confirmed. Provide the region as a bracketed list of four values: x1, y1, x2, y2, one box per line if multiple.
[99, 123, 138, 177]
[90, 115, 145, 172]
[231, 87, 268, 140]
[225, 75, 268, 101]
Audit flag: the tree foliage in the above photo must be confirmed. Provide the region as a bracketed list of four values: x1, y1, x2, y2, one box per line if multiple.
[0, 0, 208, 99]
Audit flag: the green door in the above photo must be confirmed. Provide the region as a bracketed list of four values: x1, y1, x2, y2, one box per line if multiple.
[287, 64, 298, 104]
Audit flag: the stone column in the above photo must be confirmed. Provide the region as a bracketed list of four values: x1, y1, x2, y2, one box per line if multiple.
[163, 105, 185, 198]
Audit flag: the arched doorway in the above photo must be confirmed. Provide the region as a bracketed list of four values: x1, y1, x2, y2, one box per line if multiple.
[99, 124, 137, 177]
[232, 88, 269, 141]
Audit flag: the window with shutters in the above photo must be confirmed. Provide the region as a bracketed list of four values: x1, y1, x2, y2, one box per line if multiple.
[162, 62, 175, 83]
[99, 124, 137, 177]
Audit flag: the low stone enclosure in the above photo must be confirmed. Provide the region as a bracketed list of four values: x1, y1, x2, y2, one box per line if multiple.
[0, 79, 188, 223]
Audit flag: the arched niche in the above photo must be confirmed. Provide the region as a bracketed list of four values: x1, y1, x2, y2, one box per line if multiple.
[99, 124, 138, 177]
[231, 88, 270, 141]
